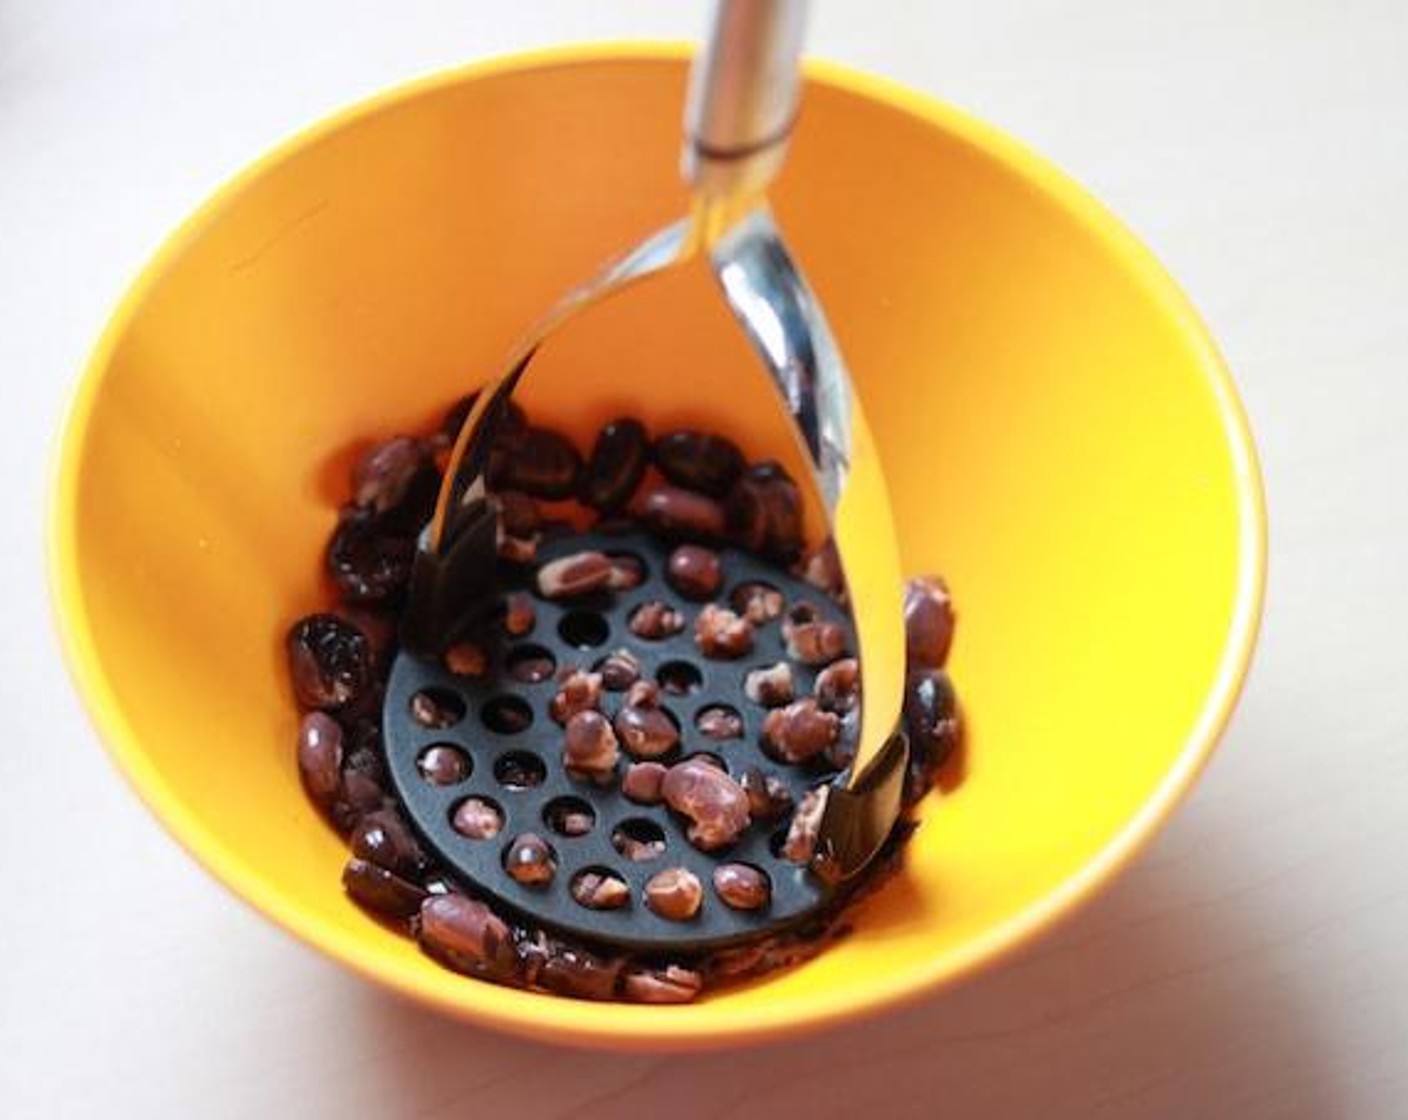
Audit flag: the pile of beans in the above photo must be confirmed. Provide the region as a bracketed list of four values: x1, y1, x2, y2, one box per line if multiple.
[286, 393, 960, 1002]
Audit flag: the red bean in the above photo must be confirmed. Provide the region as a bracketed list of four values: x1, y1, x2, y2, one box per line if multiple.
[713, 863, 770, 910]
[644, 867, 703, 920]
[286, 614, 371, 711]
[661, 758, 751, 851]
[342, 857, 426, 918]
[904, 575, 955, 669]
[580, 418, 650, 511]
[563, 710, 619, 783]
[666, 544, 723, 599]
[762, 699, 840, 763]
[653, 430, 745, 497]
[491, 426, 582, 499]
[297, 712, 343, 806]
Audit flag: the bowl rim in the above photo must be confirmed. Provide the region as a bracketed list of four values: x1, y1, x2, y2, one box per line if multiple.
[46, 41, 1267, 1051]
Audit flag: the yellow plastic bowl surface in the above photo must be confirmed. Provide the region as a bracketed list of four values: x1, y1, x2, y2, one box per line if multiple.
[49, 45, 1264, 1051]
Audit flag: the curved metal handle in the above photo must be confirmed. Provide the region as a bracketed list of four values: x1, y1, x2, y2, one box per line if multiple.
[707, 207, 908, 868]
[401, 219, 698, 654]
[682, 0, 809, 202]
[710, 208, 851, 513]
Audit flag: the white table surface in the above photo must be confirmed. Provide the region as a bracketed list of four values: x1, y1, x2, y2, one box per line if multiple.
[3, 2, 1406, 1116]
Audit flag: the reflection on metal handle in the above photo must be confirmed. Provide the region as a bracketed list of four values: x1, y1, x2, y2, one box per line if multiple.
[710, 208, 852, 512]
[682, 0, 810, 201]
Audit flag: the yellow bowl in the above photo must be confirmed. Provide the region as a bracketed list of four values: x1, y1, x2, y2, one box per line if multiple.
[48, 44, 1264, 1050]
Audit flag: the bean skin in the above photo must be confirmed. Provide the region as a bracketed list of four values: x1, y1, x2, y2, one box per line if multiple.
[652, 430, 745, 497]
[904, 575, 955, 669]
[342, 857, 426, 919]
[661, 758, 751, 851]
[297, 712, 343, 807]
[287, 614, 371, 711]
[580, 418, 650, 511]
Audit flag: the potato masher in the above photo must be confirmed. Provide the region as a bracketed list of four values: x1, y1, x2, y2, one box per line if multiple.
[388, 0, 910, 952]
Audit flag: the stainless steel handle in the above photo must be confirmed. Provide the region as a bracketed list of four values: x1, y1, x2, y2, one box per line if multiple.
[682, 0, 810, 201]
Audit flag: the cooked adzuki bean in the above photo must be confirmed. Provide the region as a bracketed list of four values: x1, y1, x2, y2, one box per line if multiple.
[562, 710, 619, 783]
[652, 430, 746, 497]
[507, 649, 555, 684]
[287, 614, 371, 711]
[828, 709, 859, 771]
[580, 418, 650, 511]
[694, 604, 754, 659]
[625, 679, 661, 708]
[744, 661, 795, 707]
[417, 893, 517, 979]
[537, 943, 623, 999]
[695, 705, 744, 740]
[502, 591, 536, 636]
[327, 505, 417, 605]
[904, 575, 955, 669]
[352, 435, 432, 515]
[904, 667, 961, 800]
[622, 761, 668, 803]
[628, 600, 684, 640]
[545, 800, 595, 837]
[782, 606, 848, 667]
[633, 485, 727, 540]
[336, 747, 388, 830]
[444, 641, 487, 677]
[614, 702, 680, 759]
[595, 647, 642, 691]
[661, 758, 751, 851]
[645, 867, 704, 921]
[814, 657, 860, 713]
[621, 964, 703, 1003]
[747, 461, 804, 560]
[666, 544, 723, 600]
[536, 550, 614, 599]
[409, 689, 462, 729]
[797, 539, 845, 598]
[297, 712, 343, 807]
[724, 462, 802, 560]
[343, 856, 426, 918]
[762, 698, 840, 764]
[570, 870, 631, 911]
[452, 797, 503, 840]
[780, 786, 829, 865]
[713, 863, 770, 911]
[337, 606, 396, 670]
[721, 472, 767, 551]
[491, 426, 582, 499]
[605, 552, 646, 590]
[351, 808, 427, 878]
[417, 744, 469, 785]
[730, 581, 784, 624]
[496, 529, 539, 565]
[613, 824, 667, 862]
[504, 833, 557, 886]
[549, 668, 603, 724]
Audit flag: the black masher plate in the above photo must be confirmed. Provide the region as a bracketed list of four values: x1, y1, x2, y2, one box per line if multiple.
[382, 528, 855, 954]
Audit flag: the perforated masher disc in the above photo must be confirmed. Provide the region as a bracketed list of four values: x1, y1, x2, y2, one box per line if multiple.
[383, 528, 855, 954]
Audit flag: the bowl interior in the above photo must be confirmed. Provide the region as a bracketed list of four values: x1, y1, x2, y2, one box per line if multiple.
[52, 50, 1262, 1048]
